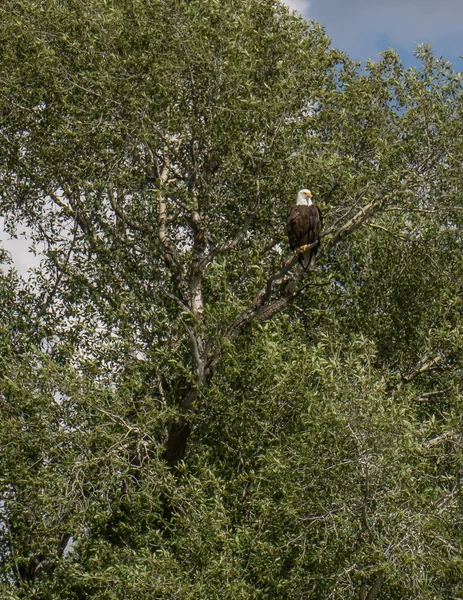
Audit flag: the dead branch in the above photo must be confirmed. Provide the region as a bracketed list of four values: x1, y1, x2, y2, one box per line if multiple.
[385, 206, 439, 214]
[32, 220, 79, 332]
[209, 205, 259, 257]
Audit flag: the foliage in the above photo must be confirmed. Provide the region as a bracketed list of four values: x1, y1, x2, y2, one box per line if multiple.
[1, 0, 463, 598]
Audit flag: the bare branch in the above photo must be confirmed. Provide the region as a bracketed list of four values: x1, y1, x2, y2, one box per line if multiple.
[203, 182, 263, 269]
[33, 219, 79, 331]
[164, 290, 190, 313]
[95, 407, 142, 434]
[385, 206, 439, 214]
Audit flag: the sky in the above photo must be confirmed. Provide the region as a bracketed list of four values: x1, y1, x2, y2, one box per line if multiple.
[285, 0, 463, 69]
[0, 219, 41, 276]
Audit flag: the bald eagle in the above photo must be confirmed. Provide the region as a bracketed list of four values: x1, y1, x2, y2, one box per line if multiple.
[287, 189, 323, 270]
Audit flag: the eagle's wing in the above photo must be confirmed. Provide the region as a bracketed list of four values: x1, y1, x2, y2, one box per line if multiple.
[287, 205, 309, 251]
[316, 206, 323, 232]
[306, 205, 321, 248]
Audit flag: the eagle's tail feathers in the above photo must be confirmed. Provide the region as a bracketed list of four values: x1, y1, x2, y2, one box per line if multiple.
[308, 252, 316, 270]
[299, 249, 312, 270]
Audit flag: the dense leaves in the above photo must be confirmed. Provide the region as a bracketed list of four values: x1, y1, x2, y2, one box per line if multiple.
[1, 0, 463, 598]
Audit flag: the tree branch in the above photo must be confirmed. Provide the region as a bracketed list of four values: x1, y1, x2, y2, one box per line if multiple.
[365, 575, 384, 600]
[391, 353, 442, 393]
[49, 190, 98, 248]
[187, 194, 207, 314]
[207, 199, 263, 265]
[204, 200, 387, 377]
[107, 183, 149, 232]
[321, 202, 382, 251]
[157, 149, 178, 267]
[369, 222, 407, 241]
[416, 390, 446, 401]
[402, 354, 442, 383]
[322, 187, 369, 238]
[32, 219, 78, 333]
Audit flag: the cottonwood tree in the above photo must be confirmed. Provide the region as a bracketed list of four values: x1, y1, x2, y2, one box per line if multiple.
[1, 0, 463, 598]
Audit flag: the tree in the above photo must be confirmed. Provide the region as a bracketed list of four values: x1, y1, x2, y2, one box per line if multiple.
[1, 0, 463, 597]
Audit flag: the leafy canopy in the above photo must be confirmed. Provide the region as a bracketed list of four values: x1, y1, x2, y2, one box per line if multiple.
[1, 0, 463, 598]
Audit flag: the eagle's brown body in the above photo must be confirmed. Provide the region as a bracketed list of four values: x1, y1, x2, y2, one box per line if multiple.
[287, 204, 323, 270]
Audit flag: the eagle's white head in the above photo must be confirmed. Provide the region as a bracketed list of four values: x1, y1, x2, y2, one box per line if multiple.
[296, 189, 313, 206]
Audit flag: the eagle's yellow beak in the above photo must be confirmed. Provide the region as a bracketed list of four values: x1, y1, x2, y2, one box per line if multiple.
[306, 191, 312, 198]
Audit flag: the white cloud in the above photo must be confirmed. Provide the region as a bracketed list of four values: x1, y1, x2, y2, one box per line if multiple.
[284, 0, 311, 17]
[308, 0, 463, 60]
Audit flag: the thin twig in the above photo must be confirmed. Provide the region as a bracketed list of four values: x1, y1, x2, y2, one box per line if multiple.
[108, 183, 148, 232]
